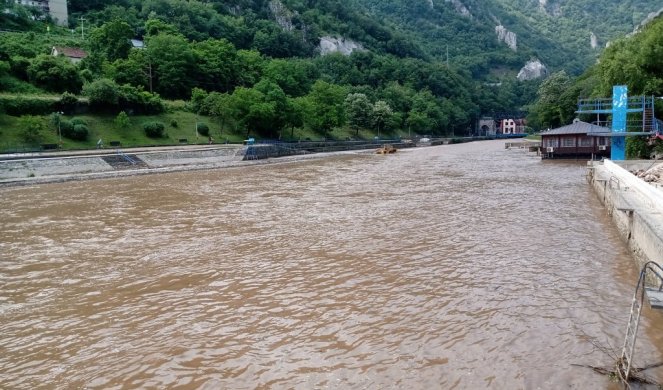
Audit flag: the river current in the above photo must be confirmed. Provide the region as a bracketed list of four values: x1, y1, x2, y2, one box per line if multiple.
[2, 140, 663, 389]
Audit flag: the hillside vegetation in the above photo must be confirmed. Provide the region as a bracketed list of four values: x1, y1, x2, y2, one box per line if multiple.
[528, 15, 663, 158]
[0, 0, 660, 150]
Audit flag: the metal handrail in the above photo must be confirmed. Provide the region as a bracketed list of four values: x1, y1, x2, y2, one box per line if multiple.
[619, 261, 663, 382]
[116, 149, 136, 165]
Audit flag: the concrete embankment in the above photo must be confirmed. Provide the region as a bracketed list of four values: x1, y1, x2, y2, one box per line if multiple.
[0, 141, 416, 187]
[588, 160, 663, 270]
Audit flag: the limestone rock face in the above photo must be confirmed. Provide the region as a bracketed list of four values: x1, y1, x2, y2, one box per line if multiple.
[517, 59, 548, 81]
[445, 0, 471, 17]
[427, 0, 434, 9]
[590, 32, 598, 49]
[269, 0, 295, 31]
[632, 6, 663, 34]
[496, 25, 517, 51]
[319, 37, 365, 56]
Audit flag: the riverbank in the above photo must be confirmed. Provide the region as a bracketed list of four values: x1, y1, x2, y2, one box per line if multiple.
[0, 140, 416, 187]
[587, 159, 663, 271]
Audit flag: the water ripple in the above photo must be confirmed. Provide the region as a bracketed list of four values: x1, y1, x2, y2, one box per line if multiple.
[1, 141, 661, 388]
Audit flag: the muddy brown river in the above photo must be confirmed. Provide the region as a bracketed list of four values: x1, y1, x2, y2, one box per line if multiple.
[2, 140, 663, 389]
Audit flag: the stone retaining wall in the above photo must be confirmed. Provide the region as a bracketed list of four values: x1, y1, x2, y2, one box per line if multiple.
[588, 160, 663, 271]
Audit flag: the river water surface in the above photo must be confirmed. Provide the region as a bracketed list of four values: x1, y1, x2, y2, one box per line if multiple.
[2, 140, 663, 389]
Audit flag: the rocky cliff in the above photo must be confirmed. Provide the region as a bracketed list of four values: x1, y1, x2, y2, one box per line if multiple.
[496, 25, 517, 51]
[517, 59, 548, 81]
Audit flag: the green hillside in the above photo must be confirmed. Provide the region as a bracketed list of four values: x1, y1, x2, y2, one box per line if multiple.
[0, 0, 661, 150]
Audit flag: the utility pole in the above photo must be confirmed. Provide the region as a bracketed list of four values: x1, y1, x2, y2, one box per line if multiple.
[78, 16, 86, 40]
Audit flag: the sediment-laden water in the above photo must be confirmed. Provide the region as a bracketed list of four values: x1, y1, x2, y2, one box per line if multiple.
[2, 140, 663, 389]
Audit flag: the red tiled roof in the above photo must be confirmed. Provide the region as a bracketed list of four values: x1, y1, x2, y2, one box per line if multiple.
[53, 46, 88, 59]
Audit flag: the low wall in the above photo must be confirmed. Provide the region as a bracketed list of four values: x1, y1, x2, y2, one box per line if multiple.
[587, 160, 663, 271]
[243, 141, 417, 161]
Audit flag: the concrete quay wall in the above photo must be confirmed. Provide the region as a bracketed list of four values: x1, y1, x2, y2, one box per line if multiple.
[588, 160, 663, 271]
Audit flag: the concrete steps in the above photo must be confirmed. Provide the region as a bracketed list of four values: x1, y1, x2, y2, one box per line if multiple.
[101, 154, 148, 170]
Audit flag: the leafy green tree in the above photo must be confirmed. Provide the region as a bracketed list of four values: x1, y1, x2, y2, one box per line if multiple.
[27, 55, 82, 93]
[144, 18, 180, 37]
[228, 86, 272, 138]
[146, 33, 196, 99]
[285, 96, 305, 139]
[90, 19, 135, 62]
[225, 79, 289, 138]
[626, 137, 652, 159]
[305, 80, 348, 136]
[372, 100, 393, 137]
[110, 49, 150, 90]
[192, 38, 238, 92]
[236, 50, 264, 87]
[84, 78, 120, 106]
[344, 93, 372, 136]
[207, 92, 236, 133]
[263, 59, 318, 97]
[410, 89, 448, 135]
[532, 71, 572, 128]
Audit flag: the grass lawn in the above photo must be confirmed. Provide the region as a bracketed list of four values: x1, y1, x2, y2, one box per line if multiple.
[1, 108, 419, 152]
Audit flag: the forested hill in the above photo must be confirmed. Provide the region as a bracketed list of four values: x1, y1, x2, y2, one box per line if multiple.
[354, 0, 663, 76]
[0, 0, 661, 141]
[65, 0, 662, 77]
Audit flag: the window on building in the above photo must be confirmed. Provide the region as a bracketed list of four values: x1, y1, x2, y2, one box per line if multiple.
[598, 137, 607, 146]
[579, 137, 592, 147]
[544, 138, 559, 147]
[562, 137, 575, 147]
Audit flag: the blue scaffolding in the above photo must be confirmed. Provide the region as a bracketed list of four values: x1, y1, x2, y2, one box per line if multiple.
[576, 86, 658, 160]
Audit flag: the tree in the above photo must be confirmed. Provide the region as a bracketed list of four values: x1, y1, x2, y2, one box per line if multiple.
[193, 38, 239, 92]
[227, 87, 270, 138]
[110, 49, 150, 90]
[263, 59, 318, 97]
[372, 100, 393, 138]
[532, 71, 573, 128]
[305, 80, 348, 136]
[626, 137, 652, 159]
[90, 19, 134, 62]
[285, 96, 305, 139]
[27, 55, 82, 93]
[344, 93, 372, 136]
[84, 78, 120, 106]
[146, 33, 196, 99]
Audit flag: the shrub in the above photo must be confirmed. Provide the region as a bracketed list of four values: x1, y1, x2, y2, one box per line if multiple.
[27, 54, 82, 93]
[83, 78, 120, 106]
[0, 96, 56, 116]
[18, 115, 45, 143]
[70, 117, 88, 126]
[144, 121, 165, 138]
[170, 119, 178, 128]
[118, 84, 165, 115]
[58, 120, 87, 141]
[59, 92, 79, 113]
[196, 122, 209, 137]
[58, 120, 73, 135]
[114, 111, 130, 129]
[9, 56, 30, 81]
[70, 124, 89, 141]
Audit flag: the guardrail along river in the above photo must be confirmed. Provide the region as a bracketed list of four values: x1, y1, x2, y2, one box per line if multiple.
[2, 140, 663, 388]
